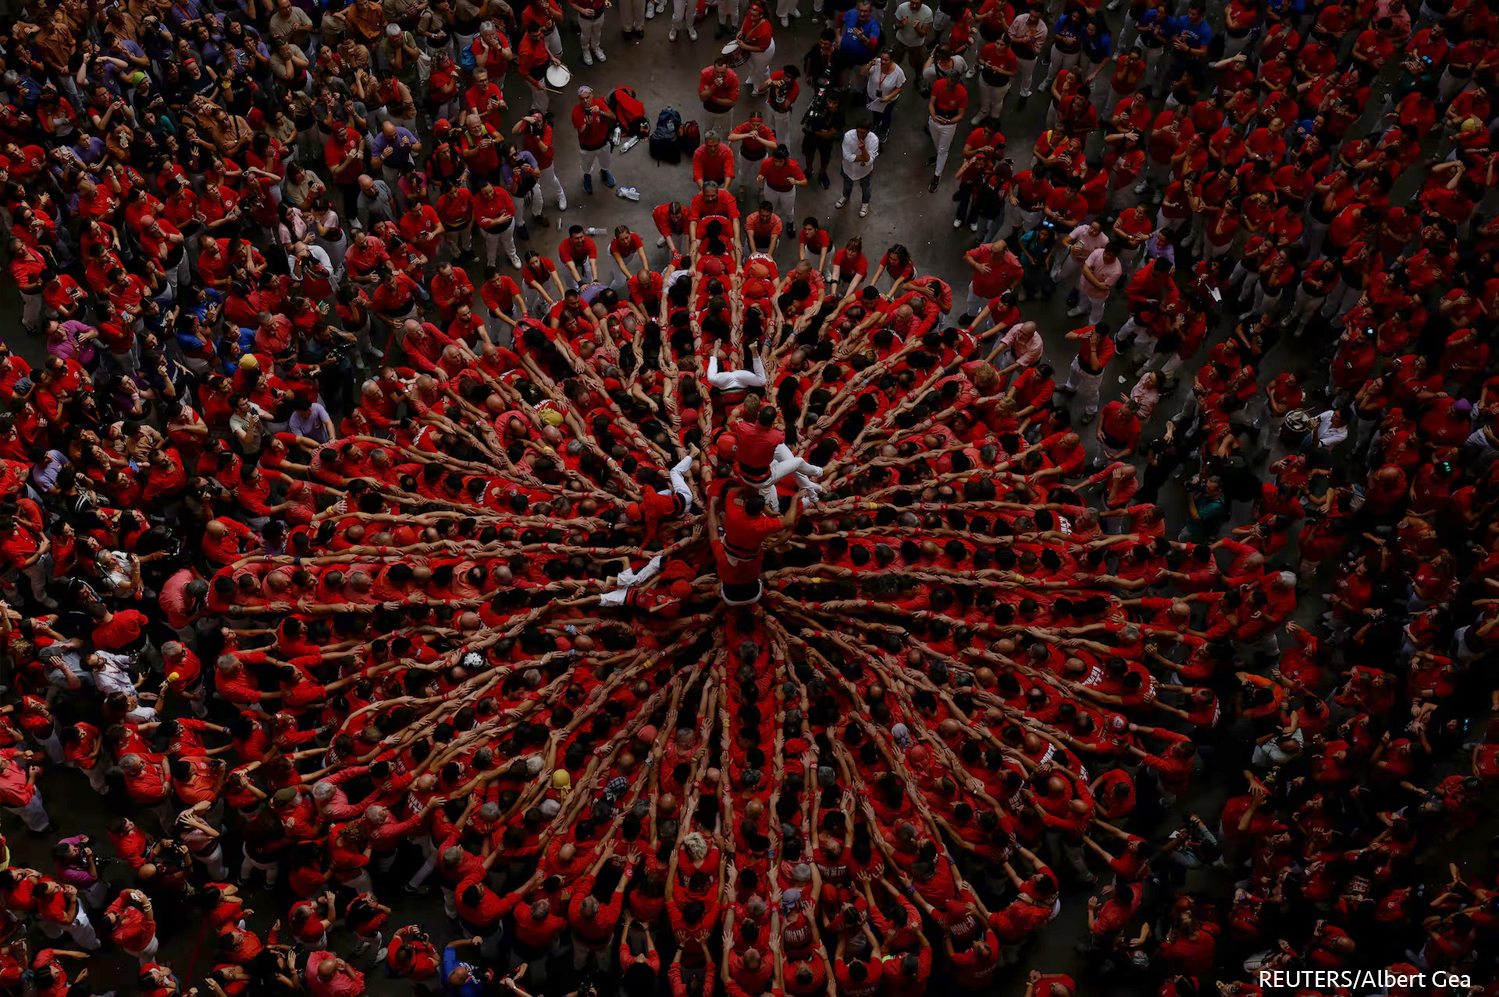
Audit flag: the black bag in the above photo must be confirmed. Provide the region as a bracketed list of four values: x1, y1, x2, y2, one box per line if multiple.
[649, 106, 683, 164]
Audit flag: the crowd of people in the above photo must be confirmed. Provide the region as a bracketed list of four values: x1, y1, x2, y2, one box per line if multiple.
[1, 0, 1499, 992]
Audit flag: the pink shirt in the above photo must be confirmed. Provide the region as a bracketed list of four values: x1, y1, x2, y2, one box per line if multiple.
[998, 325, 1045, 366]
[1081, 249, 1123, 300]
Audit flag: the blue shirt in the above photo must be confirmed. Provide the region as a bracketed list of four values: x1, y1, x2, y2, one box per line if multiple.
[373, 127, 420, 169]
[1081, 27, 1111, 61]
[1171, 14, 1211, 53]
[1050, 14, 1085, 48]
[1136, 8, 1177, 46]
[837, 10, 881, 57]
[440, 948, 485, 997]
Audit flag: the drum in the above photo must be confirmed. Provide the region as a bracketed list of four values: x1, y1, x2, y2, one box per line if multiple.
[545, 63, 572, 89]
[720, 40, 751, 67]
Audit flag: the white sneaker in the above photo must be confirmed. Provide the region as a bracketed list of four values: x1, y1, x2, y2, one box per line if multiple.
[1020, 88, 1033, 98]
[669, 26, 678, 39]
[657, 236, 667, 247]
[859, 203, 869, 217]
[688, 25, 698, 38]
[558, 193, 568, 210]
[971, 113, 985, 124]
[953, 218, 962, 228]
[1133, 180, 1148, 194]
[834, 196, 848, 208]
[582, 48, 594, 65]
[646, 1, 656, 16]
[509, 254, 523, 269]
[780, 13, 789, 24]
[593, 46, 606, 61]
[792, 6, 801, 15]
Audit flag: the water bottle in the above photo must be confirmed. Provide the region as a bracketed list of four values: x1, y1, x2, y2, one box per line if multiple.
[619, 135, 640, 154]
[585, 226, 608, 236]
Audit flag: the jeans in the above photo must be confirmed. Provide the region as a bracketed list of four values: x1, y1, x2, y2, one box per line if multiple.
[841, 169, 872, 204]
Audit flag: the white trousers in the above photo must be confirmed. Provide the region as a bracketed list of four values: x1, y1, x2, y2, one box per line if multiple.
[760, 443, 823, 512]
[764, 185, 796, 222]
[746, 40, 776, 90]
[541, 165, 565, 206]
[528, 80, 551, 112]
[768, 107, 793, 143]
[578, 13, 605, 51]
[4, 789, 49, 831]
[125, 933, 160, 966]
[562, 257, 598, 289]
[40, 909, 99, 950]
[479, 226, 519, 268]
[241, 843, 281, 886]
[706, 354, 767, 389]
[1064, 358, 1104, 415]
[928, 117, 958, 176]
[1073, 287, 1109, 322]
[976, 81, 1009, 118]
[580, 146, 613, 177]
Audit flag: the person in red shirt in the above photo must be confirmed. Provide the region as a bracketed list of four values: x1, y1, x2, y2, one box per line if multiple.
[473, 179, 521, 272]
[757, 145, 807, 223]
[558, 226, 599, 288]
[927, 70, 969, 189]
[101, 888, 158, 964]
[481, 272, 528, 342]
[693, 131, 736, 189]
[1096, 398, 1142, 461]
[571, 87, 617, 194]
[743, 201, 784, 257]
[652, 200, 691, 254]
[961, 240, 1023, 319]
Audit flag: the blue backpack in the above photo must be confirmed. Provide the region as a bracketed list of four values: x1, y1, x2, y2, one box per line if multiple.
[649, 107, 683, 164]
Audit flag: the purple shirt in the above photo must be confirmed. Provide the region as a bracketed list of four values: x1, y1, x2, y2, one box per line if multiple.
[53, 836, 99, 887]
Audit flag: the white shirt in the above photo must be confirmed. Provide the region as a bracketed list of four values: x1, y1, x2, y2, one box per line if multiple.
[290, 244, 335, 281]
[1312, 411, 1348, 449]
[92, 652, 139, 699]
[865, 61, 906, 111]
[841, 129, 880, 180]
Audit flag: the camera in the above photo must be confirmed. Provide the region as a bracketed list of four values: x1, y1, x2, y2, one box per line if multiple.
[801, 74, 834, 130]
